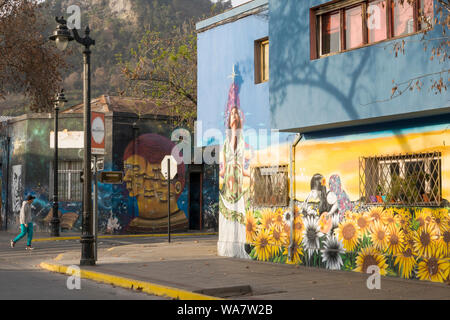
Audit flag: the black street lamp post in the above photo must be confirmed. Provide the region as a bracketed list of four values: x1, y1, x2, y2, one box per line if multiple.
[50, 89, 67, 237]
[50, 17, 96, 265]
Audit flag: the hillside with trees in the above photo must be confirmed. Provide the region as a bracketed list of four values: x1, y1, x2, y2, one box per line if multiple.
[0, 0, 231, 115]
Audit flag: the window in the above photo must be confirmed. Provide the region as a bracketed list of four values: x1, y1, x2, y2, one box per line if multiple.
[255, 38, 269, 83]
[368, 0, 387, 43]
[392, 0, 415, 36]
[50, 160, 83, 201]
[321, 11, 341, 55]
[346, 6, 364, 49]
[359, 152, 442, 206]
[312, 0, 433, 59]
[250, 165, 289, 207]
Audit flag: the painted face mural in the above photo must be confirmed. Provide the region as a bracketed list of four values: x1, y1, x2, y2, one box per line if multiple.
[123, 133, 187, 232]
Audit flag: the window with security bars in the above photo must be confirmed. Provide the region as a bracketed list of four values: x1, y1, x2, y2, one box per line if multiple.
[359, 152, 442, 206]
[250, 165, 289, 207]
[50, 161, 83, 202]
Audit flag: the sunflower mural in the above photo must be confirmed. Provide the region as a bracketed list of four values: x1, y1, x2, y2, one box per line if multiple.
[246, 206, 305, 265]
[244, 204, 450, 283]
[340, 206, 450, 283]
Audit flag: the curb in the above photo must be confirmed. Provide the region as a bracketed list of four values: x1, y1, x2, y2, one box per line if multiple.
[33, 232, 218, 243]
[39, 262, 223, 300]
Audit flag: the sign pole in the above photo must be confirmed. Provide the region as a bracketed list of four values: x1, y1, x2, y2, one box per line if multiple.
[168, 157, 171, 243]
[93, 155, 98, 261]
[161, 155, 177, 243]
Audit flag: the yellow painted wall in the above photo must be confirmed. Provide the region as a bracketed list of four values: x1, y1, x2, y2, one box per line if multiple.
[251, 127, 449, 202]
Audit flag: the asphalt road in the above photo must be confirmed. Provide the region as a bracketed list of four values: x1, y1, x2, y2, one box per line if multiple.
[0, 233, 215, 300]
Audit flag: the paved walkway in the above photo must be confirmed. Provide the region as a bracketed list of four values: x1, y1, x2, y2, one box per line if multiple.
[36, 237, 449, 300]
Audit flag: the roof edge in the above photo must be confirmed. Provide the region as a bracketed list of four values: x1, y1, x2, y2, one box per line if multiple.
[279, 107, 450, 134]
[196, 0, 268, 33]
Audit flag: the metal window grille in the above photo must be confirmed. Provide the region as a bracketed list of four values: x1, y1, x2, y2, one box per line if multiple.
[52, 161, 83, 202]
[359, 152, 442, 206]
[250, 165, 289, 207]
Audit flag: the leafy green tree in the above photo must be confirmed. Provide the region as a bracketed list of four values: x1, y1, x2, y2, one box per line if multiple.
[118, 21, 197, 130]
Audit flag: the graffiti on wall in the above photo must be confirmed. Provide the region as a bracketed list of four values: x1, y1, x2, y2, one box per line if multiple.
[11, 164, 22, 215]
[202, 164, 219, 230]
[215, 64, 450, 283]
[2, 112, 195, 234]
[246, 202, 450, 283]
[241, 124, 450, 283]
[292, 126, 450, 202]
[123, 133, 188, 232]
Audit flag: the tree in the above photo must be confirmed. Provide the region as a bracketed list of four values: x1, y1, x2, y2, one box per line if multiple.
[118, 21, 197, 130]
[390, 0, 448, 98]
[0, 0, 66, 112]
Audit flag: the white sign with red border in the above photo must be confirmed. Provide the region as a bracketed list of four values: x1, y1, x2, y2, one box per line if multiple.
[91, 112, 105, 155]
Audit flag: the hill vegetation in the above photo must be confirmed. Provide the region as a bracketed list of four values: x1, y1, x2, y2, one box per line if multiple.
[0, 0, 231, 115]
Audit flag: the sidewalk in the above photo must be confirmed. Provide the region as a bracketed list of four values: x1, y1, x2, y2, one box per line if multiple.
[2, 229, 217, 242]
[39, 237, 450, 300]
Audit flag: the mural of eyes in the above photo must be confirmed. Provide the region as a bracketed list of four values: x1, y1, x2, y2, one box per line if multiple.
[143, 189, 155, 198]
[157, 192, 165, 201]
[154, 168, 162, 177]
[175, 181, 182, 194]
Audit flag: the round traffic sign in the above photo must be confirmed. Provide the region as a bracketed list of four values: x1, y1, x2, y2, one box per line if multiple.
[161, 155, 178, 180]
[92, 116, 105, 144]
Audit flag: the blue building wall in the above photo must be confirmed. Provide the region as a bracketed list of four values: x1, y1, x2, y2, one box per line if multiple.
[196, 0, 450, 284]
[197, 4, 271, 147]
[269, 0, 449, 132]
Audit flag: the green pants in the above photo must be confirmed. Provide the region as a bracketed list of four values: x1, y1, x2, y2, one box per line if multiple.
[13, 222, 33, 246]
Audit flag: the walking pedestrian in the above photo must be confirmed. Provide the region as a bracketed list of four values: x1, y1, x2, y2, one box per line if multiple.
[10, 195, 35, 250]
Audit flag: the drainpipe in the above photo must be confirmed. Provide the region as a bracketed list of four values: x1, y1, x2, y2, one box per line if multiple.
[288, 133, 303, 261]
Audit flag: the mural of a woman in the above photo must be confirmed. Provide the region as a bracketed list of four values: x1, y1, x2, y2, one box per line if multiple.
[301, 173, 353, 234]
[328, 174, 353, 221]
[301, 173, 330, 216]
[123, 133, 188, 232]
[218, 76, 251, 259]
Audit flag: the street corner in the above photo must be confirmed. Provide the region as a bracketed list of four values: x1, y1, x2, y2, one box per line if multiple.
[39, 261, 223, 301]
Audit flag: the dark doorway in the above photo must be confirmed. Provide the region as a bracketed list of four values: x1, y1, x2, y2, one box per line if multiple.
[189, 172, 202, 230]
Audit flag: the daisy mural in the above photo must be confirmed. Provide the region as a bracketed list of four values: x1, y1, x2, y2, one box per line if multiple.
[321, 236, 345, 270]
[244, 204, 449, 283]
[302, 215, 323, 259]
